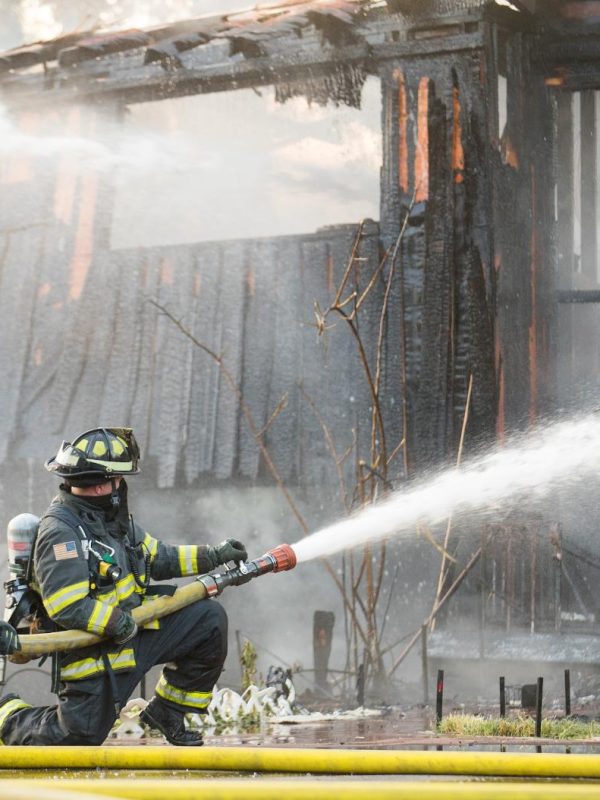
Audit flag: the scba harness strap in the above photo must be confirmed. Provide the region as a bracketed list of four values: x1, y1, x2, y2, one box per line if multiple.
[22, 505, 135, 708]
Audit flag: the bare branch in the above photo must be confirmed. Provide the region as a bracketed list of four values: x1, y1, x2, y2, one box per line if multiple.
[330, 220, 366, 308]
[372, 540, 387, 612]
[151, 298, 371, 652]
[430, 372, 474, 631]
[150, 299, 308, 536]
[335, 289, 358, 313]
[259, 393, 289, 437]
[300, 386, 351, 513]
[338, 432, 357, 467]
[416, 523, 458, 563]
[354, 243, 393, 313]
[388, 546, 483, 677]
[322, 558, 370, 649]
[311, 300, 336, 337]
[386, 437, 406, 467]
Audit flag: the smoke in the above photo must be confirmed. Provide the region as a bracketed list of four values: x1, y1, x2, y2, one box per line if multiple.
[0, 103, 198, 174]
[109, 82, 381, 247]
[293, 412, 600, 562]
[94, 0, 252, 29]
[2, 1, 254, 51]
[273, 120, 381, 201]
[18, 0, 62, 42]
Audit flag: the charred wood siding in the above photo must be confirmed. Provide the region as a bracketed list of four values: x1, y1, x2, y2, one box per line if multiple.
[0, 146, 384, 491]
[492, 30, 557, 433]
[380, 49, 496, 471]
[378, 16, 560, 468]
[0, 5, 574, 491]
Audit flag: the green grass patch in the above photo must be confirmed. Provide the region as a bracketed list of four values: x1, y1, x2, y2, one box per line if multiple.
[439, 713, 600, 739]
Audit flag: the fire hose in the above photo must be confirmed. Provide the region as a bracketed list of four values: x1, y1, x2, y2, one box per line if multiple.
[14, 544, 296, 658]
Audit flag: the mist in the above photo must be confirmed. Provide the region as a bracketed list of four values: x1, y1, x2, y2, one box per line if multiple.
[1, 0, 599, 717]
[1, 1, 253, 51]
[293, 412, 600, 562]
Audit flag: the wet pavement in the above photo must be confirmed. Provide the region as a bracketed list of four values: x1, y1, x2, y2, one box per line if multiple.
[103, 707, 600, 753]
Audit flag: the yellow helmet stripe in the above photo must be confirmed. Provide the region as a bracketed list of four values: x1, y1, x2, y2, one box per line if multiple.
[86, 457, 134, 472]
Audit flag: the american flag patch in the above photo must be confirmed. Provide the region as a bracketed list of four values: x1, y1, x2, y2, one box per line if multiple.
[53, 541, 78, 561]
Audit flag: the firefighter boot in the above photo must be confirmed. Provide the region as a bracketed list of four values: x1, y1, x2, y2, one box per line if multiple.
[140, 696, 203, 746]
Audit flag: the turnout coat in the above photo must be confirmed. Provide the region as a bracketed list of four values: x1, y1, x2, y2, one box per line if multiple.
[33, 488, 213, 683]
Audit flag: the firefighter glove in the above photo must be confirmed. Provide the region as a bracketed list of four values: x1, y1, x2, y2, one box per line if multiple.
[112, 612, 138, 646]
[0, 622, 20, 655]
[208, 538, 248, 567]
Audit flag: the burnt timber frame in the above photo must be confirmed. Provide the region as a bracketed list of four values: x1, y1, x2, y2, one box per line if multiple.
[0, 1, 598, 476]
[0, 23, 487, 111]
[0, 0, 599, 673]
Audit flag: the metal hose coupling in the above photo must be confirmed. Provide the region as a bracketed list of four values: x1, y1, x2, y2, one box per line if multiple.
[197, 543, 297, 597]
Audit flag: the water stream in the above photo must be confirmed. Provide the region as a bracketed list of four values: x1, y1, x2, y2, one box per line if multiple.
[292, 412, 600, 562]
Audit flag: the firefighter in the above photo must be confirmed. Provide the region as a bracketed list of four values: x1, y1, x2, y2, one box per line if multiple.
[0, 427, 247, 746]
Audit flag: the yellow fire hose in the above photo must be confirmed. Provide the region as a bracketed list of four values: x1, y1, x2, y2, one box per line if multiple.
[0, 787, 120, 800]
[1, 747, 600, 777]
[17, 580, 208, 656]
[15, 545, 297, 657]
[3, 779, 600, 800]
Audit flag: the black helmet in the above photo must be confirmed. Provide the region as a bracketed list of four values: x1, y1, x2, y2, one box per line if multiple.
[45, 427, 140, 485]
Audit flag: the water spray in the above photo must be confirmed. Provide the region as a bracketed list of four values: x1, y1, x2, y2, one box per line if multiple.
[13, 544, 297, 658]
[10, 413, 600, 656]
[292, 412, 600, 563]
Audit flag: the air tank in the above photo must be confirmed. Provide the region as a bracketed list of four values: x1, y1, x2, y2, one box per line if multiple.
[6, 513, 40, 578]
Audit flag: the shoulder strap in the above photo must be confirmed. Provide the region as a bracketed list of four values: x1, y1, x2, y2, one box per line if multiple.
[43, 504, 90, 543]
[38, 505, 91, 570]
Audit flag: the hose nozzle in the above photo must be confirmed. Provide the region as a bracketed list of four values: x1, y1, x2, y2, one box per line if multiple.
[267, 543, 297, 572]
[197, 543, 297, 597]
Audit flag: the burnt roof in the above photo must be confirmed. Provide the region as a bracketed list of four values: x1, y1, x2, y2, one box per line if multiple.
[0, 0, 594, 105]
[0, 0, 371, 75]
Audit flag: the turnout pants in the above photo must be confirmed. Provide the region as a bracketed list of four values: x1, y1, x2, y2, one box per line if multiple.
[1, 598, 227, 745]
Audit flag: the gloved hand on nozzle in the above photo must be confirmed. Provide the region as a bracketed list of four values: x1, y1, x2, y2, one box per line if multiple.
[208, 538, 248, 568]
[0, 621, 21, 655]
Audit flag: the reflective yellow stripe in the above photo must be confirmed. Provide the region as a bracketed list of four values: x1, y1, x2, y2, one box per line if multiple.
[155, 675, 212, 710]
[60, 648, 136, 681]
[95, 586, 117, 604]
[96, 578, 137, 609]
[87, 600, 113, 635]
[143, 532, 159, 561]
[92, 572, 137, 605]
[44, 580, 89, 617]
[0, 698, 31, 741]
[114, 573, 137, 603]
[177, 545, 198, 576]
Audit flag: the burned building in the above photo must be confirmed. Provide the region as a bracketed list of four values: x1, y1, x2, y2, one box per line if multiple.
[0, 0, 600, 697]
